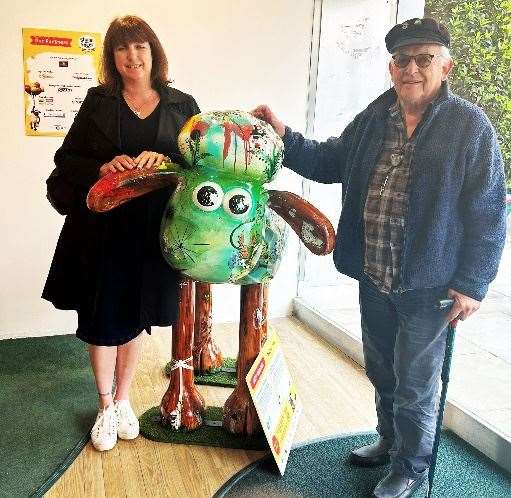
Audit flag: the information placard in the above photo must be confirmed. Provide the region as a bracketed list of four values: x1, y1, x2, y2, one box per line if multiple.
[22, 28, 101, 137]
[246, 329, 302, 475]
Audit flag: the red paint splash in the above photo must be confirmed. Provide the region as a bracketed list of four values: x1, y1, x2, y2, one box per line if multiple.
[191, 121, 210, 137]
[223, 122, 254, 170]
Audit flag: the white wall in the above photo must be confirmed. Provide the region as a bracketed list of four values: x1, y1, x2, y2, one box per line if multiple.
[0, 0, 315, 338]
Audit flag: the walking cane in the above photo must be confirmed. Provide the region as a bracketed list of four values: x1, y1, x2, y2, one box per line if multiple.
[427, 298, 458, 498]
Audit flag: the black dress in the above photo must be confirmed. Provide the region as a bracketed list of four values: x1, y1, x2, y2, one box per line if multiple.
[76, 99, 180, 345]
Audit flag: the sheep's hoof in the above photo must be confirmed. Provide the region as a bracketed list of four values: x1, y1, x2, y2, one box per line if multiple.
[160, 383, 205, 431]
[223, 386, 261, 435]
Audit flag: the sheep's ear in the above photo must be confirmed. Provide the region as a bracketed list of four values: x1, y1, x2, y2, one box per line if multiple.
[267, 190, 335, 256]
[87, 162, 183, 212]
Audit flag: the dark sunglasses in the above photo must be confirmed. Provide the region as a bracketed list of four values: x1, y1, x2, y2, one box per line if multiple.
[392, 53, 435, 69]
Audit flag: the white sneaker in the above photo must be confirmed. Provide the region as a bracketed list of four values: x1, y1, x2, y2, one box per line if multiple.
[91, 404, 118, 451]
[115, 400, 140, 440]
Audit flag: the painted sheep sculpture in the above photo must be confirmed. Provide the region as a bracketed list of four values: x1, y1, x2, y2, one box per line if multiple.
[87, 110, 335, 435]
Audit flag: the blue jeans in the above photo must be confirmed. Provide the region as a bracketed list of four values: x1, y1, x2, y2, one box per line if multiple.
[359, 277, 450, 479]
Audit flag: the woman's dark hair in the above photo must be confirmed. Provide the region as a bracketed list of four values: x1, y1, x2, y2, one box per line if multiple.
[100, 15, 169, 93]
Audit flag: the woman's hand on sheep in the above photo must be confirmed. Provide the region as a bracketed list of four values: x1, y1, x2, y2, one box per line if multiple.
[134, 151, 166, 169]
[99, 155, 136, 177]
[251, 105, 286, 138]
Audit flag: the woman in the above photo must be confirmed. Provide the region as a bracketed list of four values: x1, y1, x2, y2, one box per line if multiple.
[43, 15, 200, 451]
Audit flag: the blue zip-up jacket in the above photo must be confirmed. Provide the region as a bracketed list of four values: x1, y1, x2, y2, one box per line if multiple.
[283, 83, 506, 301]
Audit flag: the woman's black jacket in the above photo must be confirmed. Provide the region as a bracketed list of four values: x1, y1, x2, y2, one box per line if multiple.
[42, 85, 200, 320]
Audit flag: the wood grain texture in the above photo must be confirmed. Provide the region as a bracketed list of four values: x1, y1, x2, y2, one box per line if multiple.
[223, 284, 264, 435]
[193, 282, 223, 374]
[46, 317, 376, 498]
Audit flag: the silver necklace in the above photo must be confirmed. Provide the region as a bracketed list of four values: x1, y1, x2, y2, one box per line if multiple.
[123, 91, 158, 118]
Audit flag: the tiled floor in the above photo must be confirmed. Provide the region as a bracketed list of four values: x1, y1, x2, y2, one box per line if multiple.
[299, 240, 511, 440]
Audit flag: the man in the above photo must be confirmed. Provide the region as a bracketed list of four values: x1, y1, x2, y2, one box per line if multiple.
[253, 17, 506, 498]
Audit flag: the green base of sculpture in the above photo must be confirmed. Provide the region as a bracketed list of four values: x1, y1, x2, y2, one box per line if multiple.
[139, 406, 268, 450]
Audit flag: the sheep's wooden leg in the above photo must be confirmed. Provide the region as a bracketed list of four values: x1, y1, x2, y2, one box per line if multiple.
[223, 283, 264, 435]
[193, 282, 223, 374]
[160, 278, 205, 430]
[261, 283, 269, 347]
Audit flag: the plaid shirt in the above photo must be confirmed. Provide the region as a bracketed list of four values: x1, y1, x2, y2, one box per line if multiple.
[363, 101, 414, 293]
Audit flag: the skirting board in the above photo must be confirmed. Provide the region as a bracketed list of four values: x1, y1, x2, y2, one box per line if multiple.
[292, 296, 511, 475]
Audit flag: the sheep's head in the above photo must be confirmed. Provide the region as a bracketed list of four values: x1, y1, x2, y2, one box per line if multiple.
[87, 111, 334, 284]
[158, 111, 283, 282]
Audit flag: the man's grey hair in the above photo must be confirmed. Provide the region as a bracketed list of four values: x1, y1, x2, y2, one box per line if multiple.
[439, 45, 452, 60]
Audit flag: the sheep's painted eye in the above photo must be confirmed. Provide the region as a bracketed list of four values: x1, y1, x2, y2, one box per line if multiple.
[193, 182, 223, 211]
[223, 188, 252, 219]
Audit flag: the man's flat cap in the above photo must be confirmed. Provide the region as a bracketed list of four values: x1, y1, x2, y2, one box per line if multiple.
[385, 17, 450, 53]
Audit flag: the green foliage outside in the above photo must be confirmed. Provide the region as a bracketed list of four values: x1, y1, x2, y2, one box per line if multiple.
[425, 0, 511, 185]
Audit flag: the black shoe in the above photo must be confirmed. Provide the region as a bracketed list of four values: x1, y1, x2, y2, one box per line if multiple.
[349, 437, 391, 467]
[372, 470, 427, 498]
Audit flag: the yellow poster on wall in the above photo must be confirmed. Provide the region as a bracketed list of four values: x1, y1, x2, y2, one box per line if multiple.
[22, 28, 101, 137]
